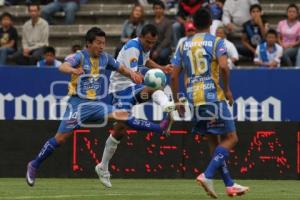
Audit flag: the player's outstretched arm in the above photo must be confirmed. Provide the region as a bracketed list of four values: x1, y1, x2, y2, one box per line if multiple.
[145, 59, 173, 74]
[117, 65, 143, 84]
[218, 55, 234, 106]
[170, 66, 185, 117]
[58, 62, 84, 75]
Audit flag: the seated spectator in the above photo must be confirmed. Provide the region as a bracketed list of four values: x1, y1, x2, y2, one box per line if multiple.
[222, 0, 258, 33]
[215, 26, 239, 69]
[172, 0, 208, 47]
[41, 0, 80, 25]
[209, 0, 225, 35]
[14, 4, 49, 65]
[277, 3, 300, 67]
[239, 4, 267, 59]
[114, 4, 145, 58]
[0, 12, 18, 65]
[71, 44, 81, 53]
[37, 46, 62, 68]
[150, 0, 173, 65]
[254, 29, 283, 68]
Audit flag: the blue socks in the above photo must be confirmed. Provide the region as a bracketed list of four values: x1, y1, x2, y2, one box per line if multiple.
[219, 160, 234, 187]
[204, 146, 229, 179]
[31, 137, 59, 169]
[126, 116, 162, 133]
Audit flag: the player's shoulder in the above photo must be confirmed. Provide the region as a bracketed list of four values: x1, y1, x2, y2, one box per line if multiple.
[124, 38, 141, 50]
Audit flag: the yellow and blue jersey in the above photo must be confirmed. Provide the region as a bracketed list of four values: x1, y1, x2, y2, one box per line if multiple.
[65, 49, 120, 100]
[171, 33, 227, 106]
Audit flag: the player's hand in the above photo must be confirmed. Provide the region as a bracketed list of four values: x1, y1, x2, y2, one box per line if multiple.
[130, 71, 143, 84]
[176, 103, 185, 118]
[71, 68, 84, 75]
[162, 64, 174, 74]
[224, 89, 234, 106]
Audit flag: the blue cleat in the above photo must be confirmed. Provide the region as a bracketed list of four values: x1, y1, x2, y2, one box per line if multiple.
[26, 161, 37, 187]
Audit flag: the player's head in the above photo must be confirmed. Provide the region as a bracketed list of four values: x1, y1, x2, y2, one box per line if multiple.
[139, 24, 158, 52]
[216, 25, 227, 39]
[27, 4, 40, 20]
[249, 4, 262, 18]
[286, 3, 299, 21]
[193, 8, 212, 31]
[1, 12, 13, 28]
[153, 0, 165, 17]
[85, 27, 106, 57]
[43, 46, 56, 64]
[266, 29, 277, 46]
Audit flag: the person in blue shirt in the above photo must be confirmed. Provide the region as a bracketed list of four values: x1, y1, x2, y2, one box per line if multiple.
[26, 27, 172, 187]
[36, 46, 62, 67]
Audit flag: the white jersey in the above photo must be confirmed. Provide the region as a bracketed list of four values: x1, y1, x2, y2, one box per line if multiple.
[109, 38, 150, 93]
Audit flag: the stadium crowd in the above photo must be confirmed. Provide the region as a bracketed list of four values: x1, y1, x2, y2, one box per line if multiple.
[0, 0, 299, 67]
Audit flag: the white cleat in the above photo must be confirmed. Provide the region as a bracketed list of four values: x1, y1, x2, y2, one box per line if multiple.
[95, 164, 112, 188]
[196, 173, 218, 199]
[226, 183, 250, 197]
[163, 101, 176, 113]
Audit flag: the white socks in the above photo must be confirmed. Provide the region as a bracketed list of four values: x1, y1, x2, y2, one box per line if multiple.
[100, 135, 120, 171]
[151, 90, 169, 106]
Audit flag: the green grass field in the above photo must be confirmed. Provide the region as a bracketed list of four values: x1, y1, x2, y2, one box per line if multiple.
[0, 179, 299, 200]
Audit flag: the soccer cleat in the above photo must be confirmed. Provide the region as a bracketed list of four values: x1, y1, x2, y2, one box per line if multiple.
[226, 183, 250, 197]
[162, 101, 176, 113]
[26, 161, 37, 187]
[95, 164, 112, 188]
[196, 173, 218, 199]
[160, 113, 174, 137]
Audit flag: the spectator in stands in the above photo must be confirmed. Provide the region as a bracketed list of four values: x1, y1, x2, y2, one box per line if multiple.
[222, 0, 258, 33]
[277, 3, 300, 67]
[14, 4, 49, 65]
[149, 0, 172, 65]
[0, 12, 18, 65]
[172, 0, 208, 46]
[114, 4, 145, 58]
[209, 0, 225, 35]
[239, 4, 267, 59]
[254, 29, 283, 68]
[41, 0, 80, 25]
[71, 44, 81, 53]
[37, 46, 62, 67]
[216, 25, 239, 69]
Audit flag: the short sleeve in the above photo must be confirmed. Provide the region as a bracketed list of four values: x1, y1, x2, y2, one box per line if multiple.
[64, 52, 82, 68]
[105, 53, 120, 71]
[215, 39, 227, 58]
[171, 38, 184, 68]
[122, 47, 140, 68]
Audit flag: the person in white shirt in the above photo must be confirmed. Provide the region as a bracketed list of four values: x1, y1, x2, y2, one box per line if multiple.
[254, 29, 283, 68]
[215, 26, 239, 69]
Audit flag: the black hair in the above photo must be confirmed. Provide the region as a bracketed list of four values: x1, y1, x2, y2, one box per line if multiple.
[193, 8, 212, 30]
[266, 29, 277, 37]
[287, 3, 299, 13]
[44, 46, 56, 55]
[215, 0, 225, 4]
[27, 4, 40, 11]
[140, 24, 158, 37]
[71, 44, 82, 53]
[85, 27, 106, 44]
[1, 12, 13, 21]
[250, 4, 262, 12]
[153, 0, 165, 10]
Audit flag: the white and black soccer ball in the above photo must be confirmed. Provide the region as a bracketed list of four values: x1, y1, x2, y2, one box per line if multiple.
[144, 69, 167, 90]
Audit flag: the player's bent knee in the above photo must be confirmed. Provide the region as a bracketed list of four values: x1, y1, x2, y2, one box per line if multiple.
[112, 122, 127, 140]
[54, 132, 72, 145]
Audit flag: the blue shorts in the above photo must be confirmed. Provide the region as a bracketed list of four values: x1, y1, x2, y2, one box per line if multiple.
[111, 84, 145, 110]
[57, 96, 116, 133]
[192, 101, 236, 135]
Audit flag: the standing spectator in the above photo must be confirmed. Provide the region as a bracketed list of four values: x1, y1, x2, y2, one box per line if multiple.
[0, 12, 18, 65]
[215, 26, 239, 69]
[37, 46, 62, 68]
[239, 4, 267, 59]
[254, 29, 283, 68]
[172, 0, 208, 46]
[14, 4, 49, 65]
[150, 0, 173, 65]
[209, 0, 225, 35]
[222, 0, 259, 33]
[41, 0, 80, 25]
[114, 4, 145, 58]
[277, 4, 300, 67]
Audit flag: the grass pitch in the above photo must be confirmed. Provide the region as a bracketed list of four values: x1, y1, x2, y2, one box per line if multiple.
[0, 178, 299, 200]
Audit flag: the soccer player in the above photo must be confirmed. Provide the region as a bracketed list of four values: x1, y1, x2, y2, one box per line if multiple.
[95, 24, 174, 188]
[170, 8, 249, 198]
[26, 27, 171, 187]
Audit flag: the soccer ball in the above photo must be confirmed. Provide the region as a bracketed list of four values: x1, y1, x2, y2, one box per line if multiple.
[144, 69, 167, 89]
